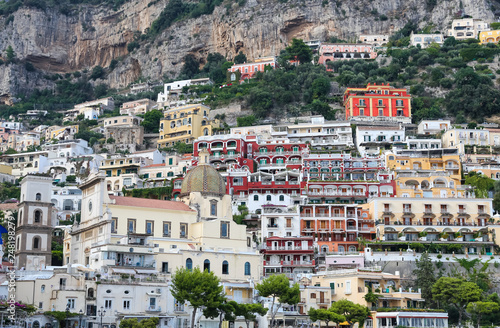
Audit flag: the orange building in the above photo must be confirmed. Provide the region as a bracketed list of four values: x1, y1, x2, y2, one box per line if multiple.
[299, 204, 374, 253]
[343, 83, 412, 123]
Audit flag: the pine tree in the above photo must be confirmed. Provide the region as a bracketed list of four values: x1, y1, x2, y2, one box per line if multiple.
[413, 252, 436, 306]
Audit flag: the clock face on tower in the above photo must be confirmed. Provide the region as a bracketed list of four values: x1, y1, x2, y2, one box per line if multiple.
[89, 201, 93, 213]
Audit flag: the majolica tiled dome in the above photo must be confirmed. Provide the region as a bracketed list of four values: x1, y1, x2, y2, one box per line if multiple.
[180, 164, 226, 196]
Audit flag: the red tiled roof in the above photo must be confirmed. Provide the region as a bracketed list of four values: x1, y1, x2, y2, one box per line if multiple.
[109, 196, 195, 212]
[0, 203, 18, 211]
[142, 164, 166, 168]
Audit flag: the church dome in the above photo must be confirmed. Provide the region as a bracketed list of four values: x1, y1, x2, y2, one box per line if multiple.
[180, 164, 226, 196]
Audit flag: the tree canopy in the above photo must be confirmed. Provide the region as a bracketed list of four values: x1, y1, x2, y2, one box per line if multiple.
[255, 274, 300, 327]
[432, 277, 482, 327]
[171, 267, 224, 328]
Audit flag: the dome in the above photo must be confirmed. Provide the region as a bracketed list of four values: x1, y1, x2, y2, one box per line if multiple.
[180, 164, 226, 196]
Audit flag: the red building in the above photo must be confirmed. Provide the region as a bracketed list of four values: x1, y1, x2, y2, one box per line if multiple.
[261, 236, 315, 277]
[343, 83, 412, 123]
[228, 57, 276, 83]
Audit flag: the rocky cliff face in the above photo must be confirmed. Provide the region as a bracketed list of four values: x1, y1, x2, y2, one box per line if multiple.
[0, 0, 497, 97]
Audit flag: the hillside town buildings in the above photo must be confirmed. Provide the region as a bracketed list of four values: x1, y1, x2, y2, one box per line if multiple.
[6, 17, 500, 327]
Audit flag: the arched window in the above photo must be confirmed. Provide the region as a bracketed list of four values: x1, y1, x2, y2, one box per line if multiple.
[244, 262, 251, 275]
[222, 260, 229, 274]
[253, 195, 259, 201]
[204, 259, 210, 272]
[33, 321, 40, 328]
[279, 195, 285, 201]
[266, 195, 272, 201]
[36, 193, 41, 201]
[33, 237, 40, 249]
[41, 285, 45, 292]
[186, 258, 193, 271]
[88, 288, 94, 298]
[34, 210, 41, 223]
[203, 128, 209, 136]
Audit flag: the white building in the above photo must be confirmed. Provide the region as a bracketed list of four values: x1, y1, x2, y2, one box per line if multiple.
[356, 125, 405, 156]
[270, 117, 354, 150]
[410, 32, 444, 48]
[51, 185, 82, 222]
[406, 137, 442, 150]
[157, 78, 212, 107]
[260, 204, 300, 239]
[417, 119, 450, 135]
[1, 121, 24, 130]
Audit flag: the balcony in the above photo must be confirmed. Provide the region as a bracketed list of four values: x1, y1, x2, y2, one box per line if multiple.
[174, 305, 185, 312]
[147, 306, 161, 312]
[267, 224, 279, 228]
[316, 298, 330, 304]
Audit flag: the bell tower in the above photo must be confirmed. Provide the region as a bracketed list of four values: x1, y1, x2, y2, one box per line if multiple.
[15, 175, 54, 270]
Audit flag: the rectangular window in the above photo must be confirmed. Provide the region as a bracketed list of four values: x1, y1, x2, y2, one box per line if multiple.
[180, 223, 188, 238]
[478, 205, 485, 213]
[123, 300, 130, 310]
[286, 218, 292, 228]
[359, 109, 364, 116]
[150, 298, 156, 309]
[163, 221, 171, 237]
[60, 278, 67, 290]
[162, 262, 169, 273]
[169, 158, 173, 165]
[104, 300, 112, 310]
[38, 302, 43, 309]
[441, 204, 448, 213]
[345, 281, 351, 294]
[67, 299, 75, 309]
[221, 221, 230, 238]
[378, 99, 383, 106]
[210, 201, 217, 216]
[127, 219, 136, 233]
[146, 221, 154, 235]
[111, 217, 117, 233]
[403, 204, 411, 212]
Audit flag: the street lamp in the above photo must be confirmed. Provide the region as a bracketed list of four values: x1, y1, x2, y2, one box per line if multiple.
[97, 306, 106, 328]
[65, 303, 70, 328]
[78, 310, 83, 328]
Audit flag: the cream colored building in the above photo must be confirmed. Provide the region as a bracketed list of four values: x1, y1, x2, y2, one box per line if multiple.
[441, 128, 491, 155]
[158, 104, 215, 148]
[120, 98, 157, 115]
[448, 18, 490, 39]
[359, 34, 389, 47]
[64, 152, 261, 328]
[365, 197, 495, 254]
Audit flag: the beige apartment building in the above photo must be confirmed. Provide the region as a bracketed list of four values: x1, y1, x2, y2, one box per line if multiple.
[157, 104, 215, 148]
[365, 197, 495, 254]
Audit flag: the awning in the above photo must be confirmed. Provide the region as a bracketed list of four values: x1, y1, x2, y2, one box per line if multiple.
[135, 269, 159, 275]
[339, 322, 350, 326]
[111, 268, 136, 274]
[76, 266, 94, 272]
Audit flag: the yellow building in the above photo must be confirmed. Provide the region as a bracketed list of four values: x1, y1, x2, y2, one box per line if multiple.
[0, 163, 12, 175]
[46, 125, 79, 140]
[365, 197, 495, 254]
[100, 156, 147, 191]
[386, 149, 463, 198]
[157, 104, 215, 148]
[479, 30, 500, 44]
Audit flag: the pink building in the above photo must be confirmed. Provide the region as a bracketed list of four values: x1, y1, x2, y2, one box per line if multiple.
[228, 57, 277, 83]
[318, 43, 377, 69]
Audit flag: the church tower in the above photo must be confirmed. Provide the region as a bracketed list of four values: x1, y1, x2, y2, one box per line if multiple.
[15, 175, 54, 270]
